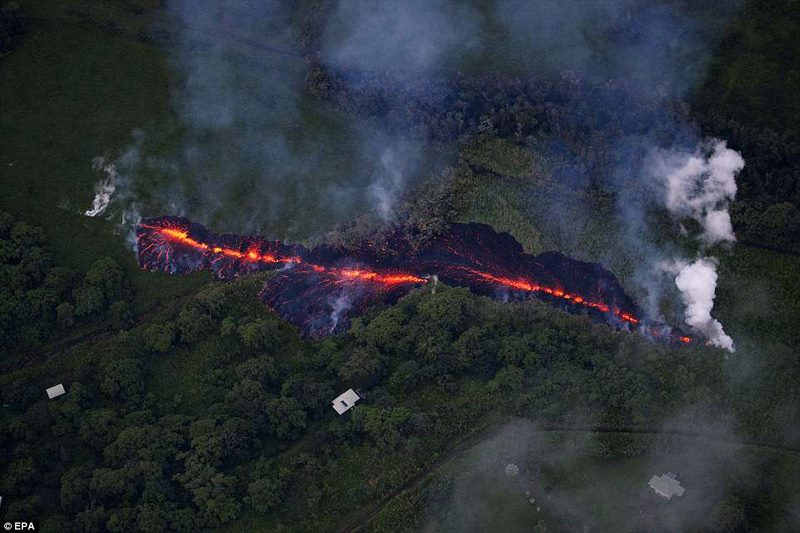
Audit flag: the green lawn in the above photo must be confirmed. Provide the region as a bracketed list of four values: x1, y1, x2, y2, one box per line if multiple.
[0, 0, 202, 310]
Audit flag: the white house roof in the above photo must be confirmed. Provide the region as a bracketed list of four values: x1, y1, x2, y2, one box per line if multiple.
[46, 383, 66, 399]
[648, 472, 685, 500]
[332, 388, 360, 415]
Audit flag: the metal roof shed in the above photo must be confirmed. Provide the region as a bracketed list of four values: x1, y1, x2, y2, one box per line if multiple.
[648, 472, 685, 500]
[46, 383, 66, 399]
[332, 389, 360, 415]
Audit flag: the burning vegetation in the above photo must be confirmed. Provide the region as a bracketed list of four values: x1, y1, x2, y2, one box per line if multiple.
[137, 216, 691, 343]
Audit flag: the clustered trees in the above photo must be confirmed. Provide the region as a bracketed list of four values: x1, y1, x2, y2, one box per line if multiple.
[3, 269, 758, 530]
[0, 212, 133, 353]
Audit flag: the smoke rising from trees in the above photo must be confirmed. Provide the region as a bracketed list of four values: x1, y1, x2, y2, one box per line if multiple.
[649, 140, 744, 350]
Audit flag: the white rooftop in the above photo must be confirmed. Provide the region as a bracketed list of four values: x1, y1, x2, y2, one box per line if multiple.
[332, 388, 360, 415]
[46, 383, 66, 399]
[649, 472, 685, 500]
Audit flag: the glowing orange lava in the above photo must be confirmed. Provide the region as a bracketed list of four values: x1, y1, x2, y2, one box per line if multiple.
[139, 220, 692, 343]
[337, 268, 427, 285]
[142, 223, 301, 265]
[460, 268, 644, 325]
[144, 224, 424, 287]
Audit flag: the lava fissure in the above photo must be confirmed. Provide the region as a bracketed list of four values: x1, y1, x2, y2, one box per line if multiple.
[136, 216, 692, 343]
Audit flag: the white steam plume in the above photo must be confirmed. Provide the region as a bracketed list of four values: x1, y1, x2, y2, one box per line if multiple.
[671, 258, 734, 351]
[85, 157, 117, 217]
[653, 139, 743, 245]
[651, 139, 744, 352]
[83, 132, 147, 249]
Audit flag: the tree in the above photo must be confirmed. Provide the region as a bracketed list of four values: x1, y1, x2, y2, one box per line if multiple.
[101, 358, 144, 405]
[488, 365, 525, 392]
[246, 467, 289, 513]
[73, 258, 132, 318]
[281, 373, 333, 414]
[706, 496, 747, 532]
[235, 356, 279, 389]
[73, 285, 105, 316]
[189, 417, 254, 466]
[237, 319, 281, 350]
[142, 321, 175, 353]
[57, 302, 75, 327]
[1, 456, 36, 492]
[79, 409, 120, 451]
[0, 2, 26, 57]
[225, 379, 270, 424]
[60, 463, 94, 513]
[109, 300, 132, 329]
[174, 457, 240, 527]
[176, 304, 214, 343]
[89, 467, 134, 503]
[339, 347, 384, 387]
[84, 257, 130, 303]
[265, 397, 307, 440]
[352, 406, 411, 448]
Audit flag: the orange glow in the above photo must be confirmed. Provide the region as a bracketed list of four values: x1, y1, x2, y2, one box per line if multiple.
[337, 269, 427, 285]
[140, 221, 692, 344]
[464, 269, 633, 323]
[144, 224, 425, 287]
[161, 228, 209, 251]
[142, 224, 300, 265]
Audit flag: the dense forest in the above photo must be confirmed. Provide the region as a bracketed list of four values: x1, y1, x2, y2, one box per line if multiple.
[2, 0, 800, 531]
[1, 213, 798, 531]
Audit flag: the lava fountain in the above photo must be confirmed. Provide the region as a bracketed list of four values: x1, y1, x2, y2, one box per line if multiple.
[136, 216, 692, 343]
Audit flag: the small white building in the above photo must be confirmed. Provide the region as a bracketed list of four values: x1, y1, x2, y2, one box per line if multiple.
[648, 472, 685, 500]
[45, 383, 66, 399]
[332, 388, 360, 415]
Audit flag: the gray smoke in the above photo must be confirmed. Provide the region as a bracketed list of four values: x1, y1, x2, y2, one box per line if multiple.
[488, 1, 744, 348]
[83, 130, 148, 248]
[321, 0, 482, 79]
[84, 0, 445, 243]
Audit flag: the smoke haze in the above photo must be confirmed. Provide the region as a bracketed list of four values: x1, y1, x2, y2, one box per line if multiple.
[322, 0, 482, 79]
[82, 0, 745, 347]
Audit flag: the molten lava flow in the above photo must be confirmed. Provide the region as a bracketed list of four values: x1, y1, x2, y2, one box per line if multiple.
[335, 269, 427, 285]
[139, 223, 302, 265]
[136, 216, 693, 342]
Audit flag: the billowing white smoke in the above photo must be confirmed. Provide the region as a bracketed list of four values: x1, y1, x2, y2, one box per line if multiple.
[653, 140, 744, 245]
[651, 140, 744, 352]
[670, 258, 734, 351]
